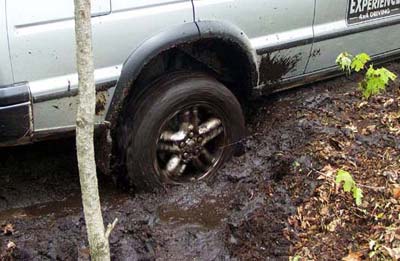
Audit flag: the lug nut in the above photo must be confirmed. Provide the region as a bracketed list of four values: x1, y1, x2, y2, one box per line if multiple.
[189, 132, 194, 138]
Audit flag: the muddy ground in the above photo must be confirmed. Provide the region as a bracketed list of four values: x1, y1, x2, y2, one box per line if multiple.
[0, 62, 399, 260]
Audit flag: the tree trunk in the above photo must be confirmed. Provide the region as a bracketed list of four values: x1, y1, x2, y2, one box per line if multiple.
[73, 0, 112, 260]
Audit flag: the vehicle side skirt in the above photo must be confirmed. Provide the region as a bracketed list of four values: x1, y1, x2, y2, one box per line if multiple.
[0, 83, 32, 145]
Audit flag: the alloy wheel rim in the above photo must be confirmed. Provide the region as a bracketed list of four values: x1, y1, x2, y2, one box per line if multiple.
[155, 105, 226, 182]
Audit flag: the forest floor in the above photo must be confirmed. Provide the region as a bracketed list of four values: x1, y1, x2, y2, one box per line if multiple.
[0, 62, 399, 261]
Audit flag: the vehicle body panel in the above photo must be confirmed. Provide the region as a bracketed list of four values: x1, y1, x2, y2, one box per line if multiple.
[6, 0, 111, 82]
[193, 0, 315, 83]
[306, 0, 400, 72]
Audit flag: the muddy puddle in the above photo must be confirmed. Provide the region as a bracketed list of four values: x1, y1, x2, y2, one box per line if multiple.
[158, 195, 230, 229]
[0, 196, 82, 222]
[0, 192, 129, 223]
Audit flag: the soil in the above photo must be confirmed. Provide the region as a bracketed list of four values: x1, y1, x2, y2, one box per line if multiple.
[0, 62, 399, 260]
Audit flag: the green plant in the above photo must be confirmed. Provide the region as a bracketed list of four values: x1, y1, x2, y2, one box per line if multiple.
[335, 169, 363, 206]
[289, 255, 302, 261]
[336, 52, 397, 99]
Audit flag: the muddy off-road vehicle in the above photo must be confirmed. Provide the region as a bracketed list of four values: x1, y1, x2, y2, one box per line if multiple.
[1, 0, 400, 190]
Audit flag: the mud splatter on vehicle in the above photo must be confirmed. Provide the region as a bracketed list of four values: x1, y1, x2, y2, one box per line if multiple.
[95, 91, 109, 116]
[259, 53, 301, 85]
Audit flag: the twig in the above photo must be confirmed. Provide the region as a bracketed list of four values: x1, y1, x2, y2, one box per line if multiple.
[104, 218, 118, 239]
[357, 184, 386, 191]
[312, 168, 334, 180]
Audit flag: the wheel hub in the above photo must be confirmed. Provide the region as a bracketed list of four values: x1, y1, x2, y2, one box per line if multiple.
[180, 130, 204, 162]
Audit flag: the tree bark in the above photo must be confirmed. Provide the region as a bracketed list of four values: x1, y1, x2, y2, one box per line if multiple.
[73, 0, 111, 260]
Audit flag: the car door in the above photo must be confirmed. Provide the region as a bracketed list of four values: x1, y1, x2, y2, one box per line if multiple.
[306, 0, 400, 73]
[193, 0, 315, 87]
[6, 0, 111, 83]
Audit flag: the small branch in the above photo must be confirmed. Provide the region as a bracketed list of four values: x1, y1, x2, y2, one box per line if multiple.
[357, 184, 386, 191]
[104, 218, 118, 239]
[312, 168, 334, 180]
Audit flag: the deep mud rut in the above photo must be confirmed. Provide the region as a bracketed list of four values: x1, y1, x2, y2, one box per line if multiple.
[1, 62, 399, 260]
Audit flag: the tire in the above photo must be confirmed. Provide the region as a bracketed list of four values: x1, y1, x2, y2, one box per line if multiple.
[119, 72, 245, 191]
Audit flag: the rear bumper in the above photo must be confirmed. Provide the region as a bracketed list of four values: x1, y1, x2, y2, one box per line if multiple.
[0, 83, 33, 145]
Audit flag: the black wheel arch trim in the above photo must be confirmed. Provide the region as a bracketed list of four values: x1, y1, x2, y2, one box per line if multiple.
[105, 20, 258, 127]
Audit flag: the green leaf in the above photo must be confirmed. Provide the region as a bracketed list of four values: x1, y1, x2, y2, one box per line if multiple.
[336, 52, 352, 73]
[375, 67, 397, 83]
[361, 66, 397, 98]
[365, 76, 384, 98]
[336, 170, 363, 206]
[335, 170, 355, 192]
[365, 65, 376, 78]
[351, 53, 371, 72]
[352, 187, 363, 206]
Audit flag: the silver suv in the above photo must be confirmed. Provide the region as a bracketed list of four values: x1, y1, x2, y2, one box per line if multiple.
[1, 0, 400, 190]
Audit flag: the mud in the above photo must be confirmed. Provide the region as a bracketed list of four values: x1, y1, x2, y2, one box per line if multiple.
[158, 195, 230, 229]
[259, 53, 301, 84]
[95, 91, 108, 115]
[0, 61, 399, 260]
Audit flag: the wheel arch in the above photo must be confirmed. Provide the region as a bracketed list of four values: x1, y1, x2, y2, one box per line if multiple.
[106, 20, 258, 128]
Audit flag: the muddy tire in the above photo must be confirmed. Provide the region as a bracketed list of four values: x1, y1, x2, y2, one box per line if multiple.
[119, 72, 245, 191]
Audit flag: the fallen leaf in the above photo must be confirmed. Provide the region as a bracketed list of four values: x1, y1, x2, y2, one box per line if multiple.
[392, 185, 400, 200]
[2, 224, 14, 235]
[361, 125, 376, 135]
[329, 138, 344, 151]
[320, 206, 329, 216]
[326, 218, 341, 232]
[357, 101, 368, 109]
[344, 124, 358, 133]
[318, 165, 336, 180]
[367, 125, 376, 133]
[382, 246, 400, 260]
[383, 171, 398, 183]
[6, 241, 16, 250]
[369, 239, 376, 250]
[383, 98, 394, 107]
[342, 251, 363, 261]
